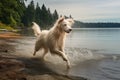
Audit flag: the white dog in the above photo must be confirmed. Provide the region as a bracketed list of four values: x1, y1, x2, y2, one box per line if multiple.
[32, 17, 74, 69]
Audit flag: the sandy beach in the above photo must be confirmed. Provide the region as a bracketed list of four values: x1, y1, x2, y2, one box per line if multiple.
[0, 32, 87, 80]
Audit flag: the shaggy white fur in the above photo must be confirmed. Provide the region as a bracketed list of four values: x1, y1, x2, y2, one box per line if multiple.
[32, 17, 74, 69]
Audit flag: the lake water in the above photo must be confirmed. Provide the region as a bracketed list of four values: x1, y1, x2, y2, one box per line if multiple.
[66, 28, 120, 54]
[65, 28, 120, 80]
[16, 28, 120, 80]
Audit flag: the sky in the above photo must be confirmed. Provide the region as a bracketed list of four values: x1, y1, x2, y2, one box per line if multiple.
[26, 0, 120, 22]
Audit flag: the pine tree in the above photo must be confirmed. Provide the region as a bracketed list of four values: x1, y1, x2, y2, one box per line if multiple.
[69, 15, 73, 18]
[47, 8, 53, 26]
[41, 4, 48, 27]
[22, 0, 35, 26]
[16, 0, 26, 26]
[53, 9, 58, 23]
[35, 2, 41, 26]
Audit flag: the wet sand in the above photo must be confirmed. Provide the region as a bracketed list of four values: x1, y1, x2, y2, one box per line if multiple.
[0, 32, 87, 80]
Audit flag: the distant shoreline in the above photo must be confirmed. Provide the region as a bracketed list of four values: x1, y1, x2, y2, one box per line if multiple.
[73, 28, 120, 29]
[74, 21, 120, 28]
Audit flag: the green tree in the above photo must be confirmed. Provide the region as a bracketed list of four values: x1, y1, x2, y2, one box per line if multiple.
[53, 9, 58, 23]
[0, 0, 60, 29]
[22, 0, 35, 26]
[0, 0, 26, 27]
[69, 15, 73, 18]
[0, 0, 18, 26]
[34, 2, 41, 26]
[40, 4, 48, 27]
[45, 8, 53, 27]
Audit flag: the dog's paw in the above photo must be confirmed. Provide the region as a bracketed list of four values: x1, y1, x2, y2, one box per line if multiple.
[66, 61, 71, 69]
[33, 54, 36, 56]
[67, 65, 71, 69]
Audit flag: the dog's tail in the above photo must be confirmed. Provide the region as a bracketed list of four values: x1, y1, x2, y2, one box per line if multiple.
[32, 22, 41, 37]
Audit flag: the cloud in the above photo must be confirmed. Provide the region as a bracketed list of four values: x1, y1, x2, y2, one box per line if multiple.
[26, 0, 120, 22]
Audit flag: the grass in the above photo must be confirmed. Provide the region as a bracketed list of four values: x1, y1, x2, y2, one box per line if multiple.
[0, 22, 17, 31]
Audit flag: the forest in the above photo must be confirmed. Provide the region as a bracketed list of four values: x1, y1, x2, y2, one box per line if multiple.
[0, 0, 59, 30]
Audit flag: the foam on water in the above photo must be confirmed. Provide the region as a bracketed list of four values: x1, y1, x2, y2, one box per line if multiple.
[65, 48, 105, 65]
[15, 37, 105, 66]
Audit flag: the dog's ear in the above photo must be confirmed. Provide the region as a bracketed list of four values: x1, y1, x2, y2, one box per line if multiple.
[58, 17, 65, 24]
[67, 19, 74, 25]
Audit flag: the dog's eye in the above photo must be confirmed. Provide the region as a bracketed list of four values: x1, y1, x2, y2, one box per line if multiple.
[63, 24, 67, 26]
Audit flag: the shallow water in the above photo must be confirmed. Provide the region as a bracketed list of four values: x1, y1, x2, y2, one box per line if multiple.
[66, 28, 120, 54]
[66, 28, 120, 80]
[15, 28, 120, 80]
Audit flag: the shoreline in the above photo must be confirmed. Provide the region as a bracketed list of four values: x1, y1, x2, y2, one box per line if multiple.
[0, 32, 22, 39]
[0, 32, 87, 80]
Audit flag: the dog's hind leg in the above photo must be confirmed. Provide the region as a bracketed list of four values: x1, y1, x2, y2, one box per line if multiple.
[33, 50, 37, 56]
[41, 48, 48, 60]
[50, 50, 70, 69]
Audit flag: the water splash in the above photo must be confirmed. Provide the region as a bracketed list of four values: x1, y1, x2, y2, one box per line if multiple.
[65, 48, 105, 65]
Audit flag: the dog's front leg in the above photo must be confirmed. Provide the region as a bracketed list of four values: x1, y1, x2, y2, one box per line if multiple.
[59, 47, 64, 52]
[58, 39, 65, 52]
[50, 49, 70, 69]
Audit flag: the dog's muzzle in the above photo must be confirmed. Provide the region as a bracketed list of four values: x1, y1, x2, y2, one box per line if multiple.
[66, 29, 72, 33]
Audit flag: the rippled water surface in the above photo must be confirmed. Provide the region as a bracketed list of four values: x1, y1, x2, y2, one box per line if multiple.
[66, 28, 120, 80]
[16, 28, 120, 80]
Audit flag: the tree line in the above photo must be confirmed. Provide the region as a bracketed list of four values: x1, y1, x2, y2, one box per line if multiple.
[0, 0, 59, 29]
[74, 21, 120, 28]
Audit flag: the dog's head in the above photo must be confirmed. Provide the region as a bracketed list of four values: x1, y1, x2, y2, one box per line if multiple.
[57, 17, 74, 33]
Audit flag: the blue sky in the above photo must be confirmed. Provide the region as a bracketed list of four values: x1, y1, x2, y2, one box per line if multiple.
[26, 0, 120, 22]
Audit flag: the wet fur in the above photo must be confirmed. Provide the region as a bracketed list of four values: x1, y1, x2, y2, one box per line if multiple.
[32, 17, 74, 69]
